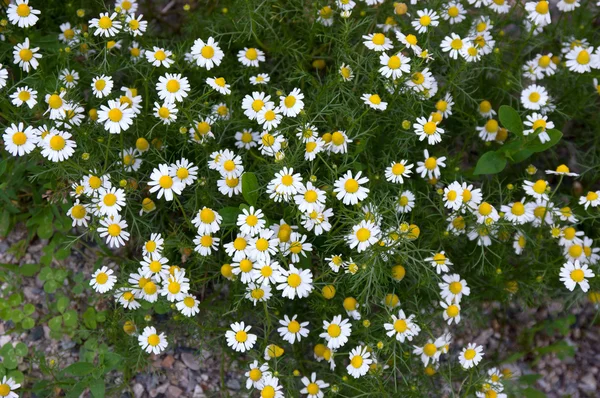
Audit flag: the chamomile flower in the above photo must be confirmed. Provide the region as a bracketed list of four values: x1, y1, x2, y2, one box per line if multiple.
[140, 255, 169, 279]
[13, 38, 42, 72]
[275, 264, 313, 299]
[327, 130, 353, 154]
[0, 65, 8, 89]
[414, 336, 446, 367]
[300, 373, 329, 398]
[546, 164, 578, 177]
[360, 93, 388, 112]
[245, 282, 272, 305]
[379, 52, 411, 79]
[489, 0, 510, 13]
[170, 158, 197, 187]
[502, 199, 534, 225]
[237, 206, 266, 236]
[521, 84, 549, 111]
[459, 343, 484, 369]
[245, 361, 270, 389]
[439, 273, 470, 303]
[129, 41, 144, 61]
[334, 171, 370, 205]
[523, 179, 549, 200]
[176, 294, 199, 317]
[193, 233, 220, 256]
[396, 190, 415, 213]
[257, 106, 283, 131]
[557, 0, 580, 11]
[116, 0, 139, 13]
[67, 200, 89, 227]
[294, 182, 326, 213]
[145, 46, 174, 68]
[235, 129, 259, 150]
[250, 73, 270, 85]
[91, 75, 113, 98]
[277, 314, 309, 344]
[247, 229, 279, 262]
[138, 326, 168, 355]
[473, 201, 500, 224]
[191, 207, 222, 235]
[206, 77, 231, 95]
[94, 186, 126, 217]
[97, 100, 135, 134]
[524, 113, 554, 143]
[58, 22, 78, 43]
[580, 191, 600, 209]
[90, 266, 117, 293]
[238, 47, 265, 67]
[269, 167, 303, 197]
[226, 321, 257, 352]
[425, 251, 453, 274]
[414, 116, 444, 144]
[156, 73, 190, 103]
[443, 2, 466, 24]
[525, 0, 551, 27]
[302, 207, 333, 236]
[160, 269, 190, 301]
[10, 86, 37, 108]
[320, 315, 352, 349]
[142, 233, 164, 258]
[148, 163, 185, 201]
[7, 0, 40, 28]
[442, 181, 463, 210]
[347, 220, 380, 253]
[385, 160, 413, 184]
[90, 12, 122, 37]
[115, 288, 140, 310]
[460, 40, 481, 62]
[412, 9, 440, 34]
[416, 149, 447, 179]
[556, 207, 577, 223]
[242, 92, 273, 120]
[559, 226, 584, 247]
[252, 259, 281, 285]
[257, 375, 284, 398]
[232, 258, 256, 284]
[119, 148, 142, 172]
[125, 13, 147, 36]
[153, 101, 178, 124]
[3, 123, 38, 156]
[339, 63, 354, 81]
[190, 37, 224, 70]
[278, 88, 304, 117]
[218, 175, 242, 197]
[528, 200, 555, 227]
[346, 346, 372, 378]
[440, 33, 464, 60]
[284, 232, 312, 263]
[384, 310, 421, 342]
[363, 33, 393, 52]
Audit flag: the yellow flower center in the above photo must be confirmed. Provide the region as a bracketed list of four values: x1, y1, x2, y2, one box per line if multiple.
[287, 273, 301, 288]
[107, 224, 121, 237]
[532, 119, 547, 131]
[479, 202, 492, 215]
[344, 178, 359, 193]
[538, 55, 551, 67]
[17, 3, 31, 16]
[168, 281, 181, 294]
[19, 48, 33, 62]
[448, 6, 459, 17]
[96, 272, 108, 284]
[129, 19, 140, 30]
[159, 175, 173, 189]
[108, 108, 123, 122]
[261, 386, 275, 398]
[571, 269, 585, 282]
[201, 45, 214, 59]
[351, 355, 363, 368]
[419, 15, 432, 26]
[255, 238, 269, 252]
[252, 99, 264, 111]
[423, 121, 437, 135]
[449, 281, 462, 294]
[587, 191, 599, 201]
[387, 55, 401, 69]
[71, 204, 86, 219]
[577, 50, 590, 65]
[264, 109, 276, 121]
[447, 305, 459, 317]
[287, 320, 301, 333]
[12, 131, 27, 145]
[532, 179, 547, 194]
[424, 157, 437, 170]
[528, 92, 541, 103]
[412, 72, 425, 84]
[304, 190, 318, 202]
[464, 348, 476, 360]
[306, 383, 320, 395]
[569, 245, 583, 258]
[372, 33, 386, 45]
[511, 202, 525, 216]
[327, 324, 341, 337]
[147, 334, 160, 346]
[233, 237, 247, 250]
[103, 193, 117, 206]
[249, 368, 262, 381]
[239, 259, 253, 273]
[356, 227, 371, 242]
[284, 95, 296, 108]
[95, 78, 107, 90]
[166, 79, 180, 93]
[423, 343, 437, 357]
[98, 16, 113, 29]
[394, 319, 407, 333]
[245, 48, 258, 60]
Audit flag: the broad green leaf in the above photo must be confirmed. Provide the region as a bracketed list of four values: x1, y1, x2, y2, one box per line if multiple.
[23, 304, 35, 316]
[37, 223, 54, 240]
[218, 207, 242, 226]
[43, 280, 58, 294]
[511, 149, 534, 163]
[474, 151, 507, 175]
[48, 315, 63, 331]
[56, 296, 69, 314]
[526, 129, 563, 153]
[14, 342, 27, 357]
[522, 387, 547, 398]
[63, 361, 95, 377]
[499, 105, 524, 136]
[21, 317, 35, 330]
[83, 307, 97, 330]
[90, 378, 105, 398]
[242, 172, 259, 206]
[62, 309, 78, 328]
[18, 263, 40, 277]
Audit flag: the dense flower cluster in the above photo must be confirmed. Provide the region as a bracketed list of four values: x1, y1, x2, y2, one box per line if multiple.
[3, 0, 600, 396]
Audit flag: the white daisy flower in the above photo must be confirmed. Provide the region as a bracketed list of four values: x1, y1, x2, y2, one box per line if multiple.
[245, 361, 270, 389]
[412, 8, 440, 33]
[156, 73, 191, 103]
[277, 314, 309, 344]
[115, 288, 141, 310]
[242, 92, 273, 120]
[90, 266, 117, 293]
[125, 13, 147, 36]
[425, 251, 453, 274]
[275, 264, 313, 299]
[97, 100, 135, 134]
[459, 343, 484, 369]
[10, 86, 37, 108]
[225, 322, 257, 352]
[138, 326, 168, 355]
[326, 130, 352, 154]
[347, 220, 380, 253]
[300, 372, 329, 398]
[13, 38, 42, 72]
[238, 47, 265, 67]
[279, 88, 304, 117]
[148, 163, 185, 201]
[250, 73, 270, 85]
[190, 37, 224, 70]
[523, 179, 549, 200]
[384, 309, 421, 342]
[346, 345, 372, 378]
[416, 149, 447, 179]
[176, 294, 200, 317]
[160, 269, 190, 302]
[580, 191, 600, 209]
[333, 170, 370, 205]
[90, 12, 122, 37]
[153, 101, 178, 124]
[67, 200, 89, 227]
[439, 273, 470, 303]
[520, 84, 549, 110]
[145, 46, 174, 68]
[3, 123, 38, 156]
[362, 93, 387, 111]
[414, 115, 444, 145]
[257, 106, 283, 131]
[502, 199, 534, 225]
[206, 77, 231, 95]
[320, 314, 352, 349]
[363, 32, 393, 52]
[441, 300, 461, 325]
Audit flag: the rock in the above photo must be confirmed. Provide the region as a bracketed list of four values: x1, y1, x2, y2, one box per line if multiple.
[581, 373, 597, 392]
[192, 385, 207, 398]
[26, 326, 44, 342]
[133, 383, 145, 398]
[149, 382, 169, 398]
[161, 355, 175, 369]
[166, 385, 183, 398]
[181, 352, 200, 370]
[225, 379, 240, 390]
[0, 335, 11, 346]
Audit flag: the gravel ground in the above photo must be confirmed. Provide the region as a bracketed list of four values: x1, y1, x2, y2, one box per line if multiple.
[1, 225, 599, 397]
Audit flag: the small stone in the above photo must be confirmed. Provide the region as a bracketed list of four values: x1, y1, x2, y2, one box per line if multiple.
[166, 385, 183, 398]
[192, 385, 207, 398]
[581, 373, 597, 392]
[162, 355, 175, 369]
[181, 352, 201, 371]
[225, 379, 240, 390]
[133, 384, 145, 398]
